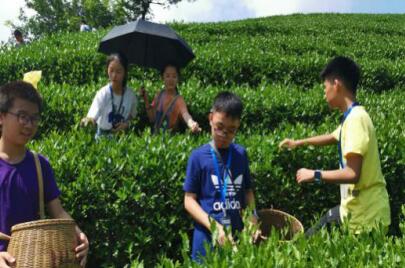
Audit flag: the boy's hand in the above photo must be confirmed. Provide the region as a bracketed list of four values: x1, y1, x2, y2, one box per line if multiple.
[296, 168, 314, 183]
[0, 252, 15, 268]
[279, 138, 298, 149]
[252, 229, 264, 244]
[216, 224, 234, 246]
[80, 117, 95, 127]
[247, 214, 266, 244]
[75, 232, 89, 267]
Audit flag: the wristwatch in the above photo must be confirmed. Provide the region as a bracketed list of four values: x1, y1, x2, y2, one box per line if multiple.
[314, 170, 322, 184]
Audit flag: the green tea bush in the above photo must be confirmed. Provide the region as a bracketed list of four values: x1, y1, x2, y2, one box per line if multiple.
[3, 14, 405, 90]
[0, 13, 402, 266]
[154, 217, 405, 267]
[36, 80, 404, 134]
[30, 120, 403, 266]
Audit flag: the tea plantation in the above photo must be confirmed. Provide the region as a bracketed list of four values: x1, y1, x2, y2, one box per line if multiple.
[0, 14, 404, 267]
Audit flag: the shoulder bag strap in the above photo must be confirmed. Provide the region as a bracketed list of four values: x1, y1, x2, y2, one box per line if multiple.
[155, 93, 179, 132]
[33, 152, 45, 219]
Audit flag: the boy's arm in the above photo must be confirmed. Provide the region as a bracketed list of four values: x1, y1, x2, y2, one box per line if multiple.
[47, 198, 89, 267]
[245, 189, 255, 206]
[184, 193, 231, 246]
[245, 189, 258, 224]
[296, 153, 363, 184]
[279, 134, 337, 149]
[184, 192, 214, 231]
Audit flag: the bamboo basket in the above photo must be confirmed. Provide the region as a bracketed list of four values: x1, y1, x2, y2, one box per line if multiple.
[0, 219, 80, 268]
[257, 209, 304, 242]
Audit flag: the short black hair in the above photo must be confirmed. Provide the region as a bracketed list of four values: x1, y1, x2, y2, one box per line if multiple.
[14, 29, 22, 37]
[320, 56, 360, 95]
[0, 81, 43, 113]
[107, 53, 129, 87]
[211, 91, 243, 120]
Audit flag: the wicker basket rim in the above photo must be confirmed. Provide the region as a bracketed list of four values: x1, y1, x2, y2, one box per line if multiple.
[11, 219, 76, 232]
[258, 208, 304, 232]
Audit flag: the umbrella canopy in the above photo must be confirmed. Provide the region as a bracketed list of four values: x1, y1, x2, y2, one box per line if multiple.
[98, 19, 195, 70]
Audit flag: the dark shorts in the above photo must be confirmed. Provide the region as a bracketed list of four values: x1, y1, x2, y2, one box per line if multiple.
[305, 205, 341, 236]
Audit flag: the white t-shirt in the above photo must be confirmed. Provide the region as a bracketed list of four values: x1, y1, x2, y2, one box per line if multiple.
[87, 84, 138, 130]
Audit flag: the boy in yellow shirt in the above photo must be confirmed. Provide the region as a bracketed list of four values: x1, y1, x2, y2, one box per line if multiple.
[279, 56, 390, 235]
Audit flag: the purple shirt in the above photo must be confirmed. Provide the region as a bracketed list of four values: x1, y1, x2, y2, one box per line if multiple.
[0, 150, 60, 251]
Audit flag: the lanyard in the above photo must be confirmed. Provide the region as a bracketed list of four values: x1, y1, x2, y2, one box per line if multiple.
[209, 141, 233, 216]
[338, 102, 359, 168]
[109, 84, 125, 115]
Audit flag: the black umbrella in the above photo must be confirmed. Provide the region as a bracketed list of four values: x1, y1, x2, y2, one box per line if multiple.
[98, 19, 195, 70]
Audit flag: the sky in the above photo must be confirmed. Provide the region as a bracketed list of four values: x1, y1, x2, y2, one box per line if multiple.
[2, 0, 405, 43]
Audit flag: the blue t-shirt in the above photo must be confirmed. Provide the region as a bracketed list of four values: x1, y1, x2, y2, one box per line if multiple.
[183, 143, 252, 260]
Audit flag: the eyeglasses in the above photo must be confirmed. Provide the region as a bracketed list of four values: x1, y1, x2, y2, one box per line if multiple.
[7, 111, 41, 126]
[212, 123, 238, 136]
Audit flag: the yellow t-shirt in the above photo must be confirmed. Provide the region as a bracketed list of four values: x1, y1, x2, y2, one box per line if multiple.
[332, 106, 391, 232]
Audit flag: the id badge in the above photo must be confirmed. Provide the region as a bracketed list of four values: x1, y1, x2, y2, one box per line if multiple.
[220, 216, 231, 226]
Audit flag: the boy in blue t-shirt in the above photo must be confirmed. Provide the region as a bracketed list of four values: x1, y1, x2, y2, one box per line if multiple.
[183, 91, 258, 261]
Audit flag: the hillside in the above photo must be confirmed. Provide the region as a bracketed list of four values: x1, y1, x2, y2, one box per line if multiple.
[0, 14, 404, 267]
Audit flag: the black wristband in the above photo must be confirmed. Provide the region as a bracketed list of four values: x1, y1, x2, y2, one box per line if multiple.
[314, 170, 322, 184]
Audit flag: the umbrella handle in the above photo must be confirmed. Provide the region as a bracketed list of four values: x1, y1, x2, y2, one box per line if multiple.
[0, 232, 11, 241]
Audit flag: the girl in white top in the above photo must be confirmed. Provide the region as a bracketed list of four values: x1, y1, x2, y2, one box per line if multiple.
[81, 53, 138, 137]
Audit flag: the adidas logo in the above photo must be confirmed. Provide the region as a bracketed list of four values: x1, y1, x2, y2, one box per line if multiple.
[211, 173, 243, 197]
[213, 199, 241, 211]
[211, 173, 243, 211]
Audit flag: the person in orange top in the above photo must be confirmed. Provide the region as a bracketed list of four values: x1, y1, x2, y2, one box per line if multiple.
[140, 64, 201, 134]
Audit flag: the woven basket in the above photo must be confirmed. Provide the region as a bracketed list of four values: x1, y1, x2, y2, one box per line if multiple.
[3, 219, 80, 268]
[257, 209, 304, 242]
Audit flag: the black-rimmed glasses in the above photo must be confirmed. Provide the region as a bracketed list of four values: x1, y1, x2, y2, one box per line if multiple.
[7, 112, 41, 126]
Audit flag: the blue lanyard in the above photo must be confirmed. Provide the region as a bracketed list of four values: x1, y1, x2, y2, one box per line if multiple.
[109, 84, 125, 115]
[338, 102, 359, 168]
[210, 142, 233, 215]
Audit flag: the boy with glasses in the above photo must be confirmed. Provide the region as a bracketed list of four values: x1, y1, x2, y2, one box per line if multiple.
[0, 81, 89, 267]
[183, 91, 258, 261]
